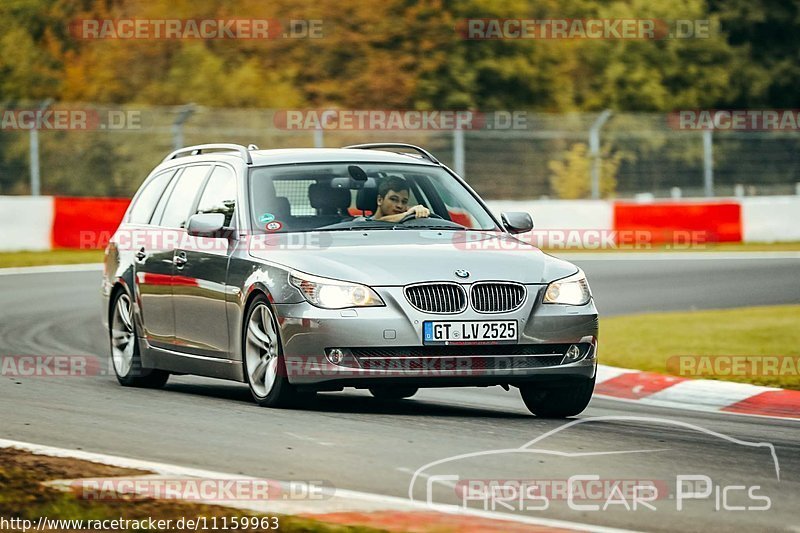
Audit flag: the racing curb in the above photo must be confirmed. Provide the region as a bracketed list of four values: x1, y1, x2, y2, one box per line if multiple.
[595, 365, 800, 420]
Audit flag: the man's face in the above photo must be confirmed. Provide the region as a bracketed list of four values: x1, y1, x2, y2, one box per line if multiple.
[377, 189, 409, 215]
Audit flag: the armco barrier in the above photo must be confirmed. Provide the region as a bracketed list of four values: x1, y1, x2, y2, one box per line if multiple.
[0, 196, 53, 251]
[52, 197, 130, 249]
[613, 201, 742, 243]
[0, 195, 798, 252]
[741, 196, 800, 243]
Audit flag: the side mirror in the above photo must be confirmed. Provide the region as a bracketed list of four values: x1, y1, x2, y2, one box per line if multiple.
[186, 213, 226, 237]
[501, 211, 533, 234]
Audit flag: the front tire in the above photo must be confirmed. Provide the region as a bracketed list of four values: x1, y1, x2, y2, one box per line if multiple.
[109, 290, 169, 388]
[519, 377, 595, 418]
[242, 295, 299, 407]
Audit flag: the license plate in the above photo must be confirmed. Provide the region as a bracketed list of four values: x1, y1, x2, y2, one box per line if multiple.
[423, 320, 518, 345]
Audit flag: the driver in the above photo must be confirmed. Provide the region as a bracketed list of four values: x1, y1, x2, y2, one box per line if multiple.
[371, 176, 430, 222]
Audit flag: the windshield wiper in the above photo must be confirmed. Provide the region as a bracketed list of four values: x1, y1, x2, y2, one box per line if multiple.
[413, 225, 467, 231]
[347, 223, 409, 230]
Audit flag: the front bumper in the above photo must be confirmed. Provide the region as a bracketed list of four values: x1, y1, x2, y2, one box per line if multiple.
[275, 285, 598, 388]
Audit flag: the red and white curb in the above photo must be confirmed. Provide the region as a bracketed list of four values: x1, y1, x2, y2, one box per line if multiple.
[0, 438, 631, 533]
[595, 365, 800, 420]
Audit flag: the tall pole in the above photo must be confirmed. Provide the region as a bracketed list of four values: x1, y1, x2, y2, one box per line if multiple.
[589, 109, 613, 199]
[29, 99, 53, 196]
[703, 129, 714, 197]
[172, 103, 196, 150]
[453, 128, 465, 176]
[29, 128, 40, 196]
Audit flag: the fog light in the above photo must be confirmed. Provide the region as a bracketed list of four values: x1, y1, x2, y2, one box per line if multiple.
[327, 348, 345, 365]
[565, 344, 582, 362]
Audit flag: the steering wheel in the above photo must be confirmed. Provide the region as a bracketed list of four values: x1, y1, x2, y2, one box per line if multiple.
[399, 212, 443, 224]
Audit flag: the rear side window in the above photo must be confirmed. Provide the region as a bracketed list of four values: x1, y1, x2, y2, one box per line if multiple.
[157, 165, 211, 228]
[195, 166, 236, 227]
[129, 170, 175, 224]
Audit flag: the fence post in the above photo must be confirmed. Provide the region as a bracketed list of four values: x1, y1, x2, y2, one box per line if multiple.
[172, 103, 196, 150]
[29, 128, 40, 196]
[29, 99, 53, 196]
[453, 128, 465, 176]
[703, 129, 714, 197]
[313, 127, 324, 148]
[589, 109, 613, 199]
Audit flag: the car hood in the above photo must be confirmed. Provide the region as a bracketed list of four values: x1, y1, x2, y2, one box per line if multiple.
[247, 230, 578, 286]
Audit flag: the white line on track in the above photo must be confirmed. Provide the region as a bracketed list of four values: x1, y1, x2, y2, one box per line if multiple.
[0, 437, 635, 533]
[0, 263, 103, 276]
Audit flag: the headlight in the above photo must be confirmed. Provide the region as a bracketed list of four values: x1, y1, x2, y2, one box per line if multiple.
[289, 271, 384, 309]
[543, 269, 592, 306]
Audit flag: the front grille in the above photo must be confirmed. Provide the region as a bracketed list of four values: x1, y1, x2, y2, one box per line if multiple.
[405, 283, 467, 314]
[471, 282, 526, 313]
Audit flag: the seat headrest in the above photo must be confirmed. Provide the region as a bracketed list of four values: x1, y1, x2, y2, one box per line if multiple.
[260, 196, 291, 222]
[356, 186, 379, 212]
[308, 183, 351, 212]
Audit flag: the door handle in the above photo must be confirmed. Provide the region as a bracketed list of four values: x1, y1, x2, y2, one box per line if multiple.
[135, 248, 147, 261]
[174, 252, 188, 268]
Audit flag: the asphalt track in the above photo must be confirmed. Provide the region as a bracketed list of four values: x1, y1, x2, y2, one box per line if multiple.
[1, 256, 799, 532]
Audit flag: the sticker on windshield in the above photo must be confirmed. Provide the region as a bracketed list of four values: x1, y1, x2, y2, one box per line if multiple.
[265, 221, 283, 232]
[259, 213, 276, 224]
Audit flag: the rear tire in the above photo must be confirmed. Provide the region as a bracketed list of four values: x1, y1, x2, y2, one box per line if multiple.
[369, 386, 419, 400]
[109, 290, 169, 388]
[519, 377, 595, 418]
[242, 295, 299, 408]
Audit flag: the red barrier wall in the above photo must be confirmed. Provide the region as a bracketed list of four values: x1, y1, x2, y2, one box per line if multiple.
[613, 202, 742, 244]
[52, 197, 130, 249]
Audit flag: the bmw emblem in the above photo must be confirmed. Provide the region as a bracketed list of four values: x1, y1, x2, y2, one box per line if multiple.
[455, 269, 470, 279]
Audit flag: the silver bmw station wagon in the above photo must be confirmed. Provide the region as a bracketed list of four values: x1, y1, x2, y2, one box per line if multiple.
[101, 143, 598, 417]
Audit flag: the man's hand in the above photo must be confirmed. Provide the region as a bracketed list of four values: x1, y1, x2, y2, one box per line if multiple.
[405, 205, 430, 218]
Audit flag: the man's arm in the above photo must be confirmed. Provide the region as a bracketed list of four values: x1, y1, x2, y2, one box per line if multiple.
[375, 205, 430, 222]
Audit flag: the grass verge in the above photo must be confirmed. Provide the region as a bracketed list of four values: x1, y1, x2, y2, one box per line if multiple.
[601, 305, 800, 390]
[0, 448, 384, 533]
[0, 249, 104, 268]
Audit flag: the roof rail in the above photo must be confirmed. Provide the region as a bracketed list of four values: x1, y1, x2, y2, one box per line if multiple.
[343, 143, 440, 164]
[162, 143, 254, 165]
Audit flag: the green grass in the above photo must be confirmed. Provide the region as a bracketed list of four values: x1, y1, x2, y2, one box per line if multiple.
[601, 305, 800, 390]
[0, 249, 104, 268]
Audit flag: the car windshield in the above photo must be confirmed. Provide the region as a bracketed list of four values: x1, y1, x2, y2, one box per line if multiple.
[248, 162, 499, 233]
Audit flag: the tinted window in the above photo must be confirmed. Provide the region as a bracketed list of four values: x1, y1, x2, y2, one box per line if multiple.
[150, 169, 181, 226]
[129, 170, 174, 224]
[249, 163, 497, 233]
[158, 165, 211, 228]
[195, 166, 236, 227]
